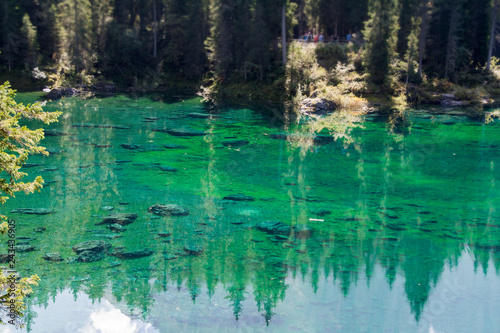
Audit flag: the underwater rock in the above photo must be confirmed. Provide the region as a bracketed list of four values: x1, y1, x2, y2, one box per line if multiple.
[158, 232, 172, 237]
[101, 206, 114, 211]
[108, 224, 127, 232]
[0, 254, 10, 263]
[46, 87, 80, 100]
[270, 133, 334, 145]
[97, 213, 138, 225]
[310, 208, 331, 216]
[188, 112, 220, 119]
[23, 163, 44, 168]
[77, 250, 105, 263]
[221, 139, 249, 147]
[42, 166, 58, 172]
[223, 194, 255, 201]
[110, 249, 154, 259]
[44, 129, 75, 136]
[158, 165, 177, 172]
[148, 204, 189, 216]
[72, 123, 130, 130]
[42, 253, 64, 262]
[184, 245, 204, 255]
[33, 227, 46, 232]
[15, 245, 36, 252]
[154, 127, 206, 136]
[164, 144, 187, 149]
[120, 144, 141, 150]
[10, 208, 55, 215]
[295, 225, 313, 239]
[256, 221, 292, 235]
[72, 240, 111, 254]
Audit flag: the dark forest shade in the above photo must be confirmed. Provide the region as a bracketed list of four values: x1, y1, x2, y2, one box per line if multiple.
[0, 0, 498, 87]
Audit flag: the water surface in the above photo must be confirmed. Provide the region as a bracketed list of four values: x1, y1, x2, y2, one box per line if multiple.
[2, 94, 500, 332]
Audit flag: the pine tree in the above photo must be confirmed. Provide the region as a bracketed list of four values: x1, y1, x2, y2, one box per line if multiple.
[362, 0, 399, 85]
[20, 14, 40, 69]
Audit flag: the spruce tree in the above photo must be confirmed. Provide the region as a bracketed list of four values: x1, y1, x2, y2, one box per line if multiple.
[362, 0, 399, 85]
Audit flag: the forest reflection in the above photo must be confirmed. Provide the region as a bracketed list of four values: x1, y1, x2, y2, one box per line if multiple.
[10, 97, 500, 330]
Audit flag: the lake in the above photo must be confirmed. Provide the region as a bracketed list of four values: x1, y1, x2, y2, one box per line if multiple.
[2, 93, 500, 332]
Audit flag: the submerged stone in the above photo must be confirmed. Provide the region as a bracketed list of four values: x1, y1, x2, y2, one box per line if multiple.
[72, 240, 111, 254]
[295, 225, 313, 239]
[42, 253, 64, 262]
[164, 144, 187, 149]
[221, 139, 249, 147]
[310, 208, 331, 217]
[77, 250, 105, 263]
[121, 144, 140, 150]
[158, 165, 177, 172]
[223, 194, 255, 201]
[154, 127, 206, 136]
[97, 213, 138, 225]
[33, 227, 46, 232]
[148, 204, 189, 216]
[256, 221, 292, 235]
[188, 112, 220, 119]
[15, 245, 36, 252]
[10, 208, 55, 215]
[110, 249, 154, 259]
[44, 129, 75, 136]
[72, 123, 130, 130]
[108, 223, 127, 232]
[184, 245, 204, 255]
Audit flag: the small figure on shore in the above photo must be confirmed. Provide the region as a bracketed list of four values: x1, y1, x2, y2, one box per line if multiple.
[314, 34, 319, 43]
[319, 34, 324, 43]
[346, 33, 352, 42]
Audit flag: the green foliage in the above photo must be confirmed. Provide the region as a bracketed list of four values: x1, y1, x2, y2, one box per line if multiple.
[0, 82, 60, 326]
[362, 0, 399, 86]
[0, 82, 61, 209]
[315, 43, 349, 70]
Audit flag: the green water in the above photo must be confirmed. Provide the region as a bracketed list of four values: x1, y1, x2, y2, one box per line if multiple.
[2, 93, 500, 332]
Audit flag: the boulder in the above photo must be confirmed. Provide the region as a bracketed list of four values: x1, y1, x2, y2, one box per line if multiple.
[110, 249, 154, 259]
[15, 245, 36, 252]
[295, 225, 313, 239]
[90, 82, 115, 92]
[46, 88, 80, 100]
[256, 221, 292, 235]
[97, 213, 138, 225]
[108, 224, 127, 232]
[10, 208, 54, 215]
[164, 144, 187, 149]
[223, 194, 255, 201]
[121, 144, 141, 150]
[310, 208, 331, 217]
[158, 165, 177, 172]
[148, 204, 189, 216]
[72, 240, 111, 254]
[154, 128, 206, 136]
[77, 250, 105, 263]
[0, 254, 10, 263]
[72, 123, 130, 130]
[184, 245, 204, 255]
[42, 253, 64, 262]
[188, 113, 220, 119]
[44, 129, 75, 137]
[221, 139, 249, 147]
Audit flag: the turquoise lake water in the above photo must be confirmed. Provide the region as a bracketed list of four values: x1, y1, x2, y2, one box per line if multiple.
[2, 93, 500, 332]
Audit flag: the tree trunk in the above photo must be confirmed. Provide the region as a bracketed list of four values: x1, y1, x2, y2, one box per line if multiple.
[418, 1, 429, 77]
[153, 0, 157, 59]
[445, 5, 459, 79]
[282, 3, 287, 66]
[487, 0, 499, 71]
